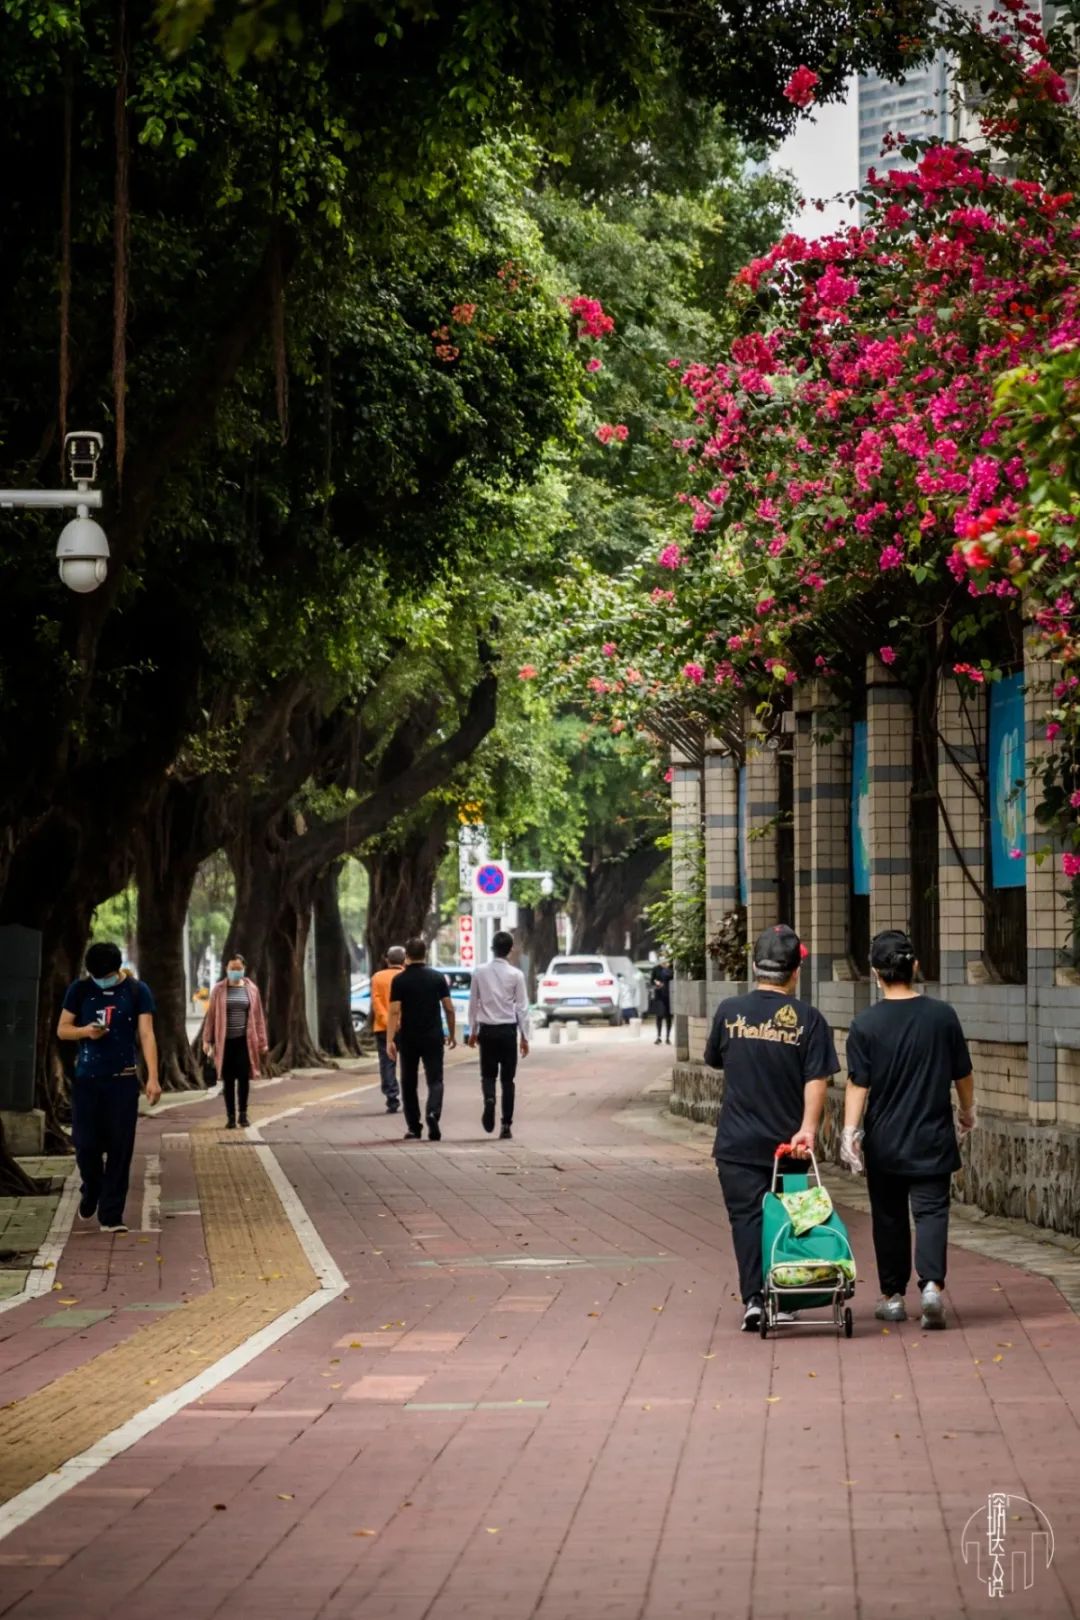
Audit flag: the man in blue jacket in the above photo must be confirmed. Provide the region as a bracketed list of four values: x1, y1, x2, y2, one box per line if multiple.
[57, 941, 160, 1234]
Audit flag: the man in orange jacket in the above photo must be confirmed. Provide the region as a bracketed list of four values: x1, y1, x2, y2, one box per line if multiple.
[370, 946, 406, 1113]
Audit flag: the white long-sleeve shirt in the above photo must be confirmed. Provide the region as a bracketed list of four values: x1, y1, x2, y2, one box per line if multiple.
[468, 957, 531, 1039]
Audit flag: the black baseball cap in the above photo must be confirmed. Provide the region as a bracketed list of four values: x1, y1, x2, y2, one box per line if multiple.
[870, 930, 916, 971]
[752, 924, 803, 981]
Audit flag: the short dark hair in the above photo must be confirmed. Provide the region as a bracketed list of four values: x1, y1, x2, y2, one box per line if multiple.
[85, 941, 122, 977]
[386, 945, 406, 966]
[752, 924, 802, 983]
[492, 931, 514, 959]
[871, 929, 917, 985]
[227, 954, 246, 967]
[405, 937, 427, 962]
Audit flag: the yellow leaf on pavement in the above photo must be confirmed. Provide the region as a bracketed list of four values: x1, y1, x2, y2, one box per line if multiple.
[766, 1396, 781, 1404]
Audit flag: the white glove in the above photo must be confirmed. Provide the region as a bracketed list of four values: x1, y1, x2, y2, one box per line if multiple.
[957, 1105, 977, 1140]
[840, 1126, 864, 1175]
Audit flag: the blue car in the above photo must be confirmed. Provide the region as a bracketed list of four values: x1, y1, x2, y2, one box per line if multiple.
[350, 974, 372, 1034]
[440, 966, 474, 1040]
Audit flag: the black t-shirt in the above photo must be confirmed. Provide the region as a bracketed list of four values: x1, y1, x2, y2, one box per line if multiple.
[705, 989, 839, 1167]
[389, 964, 451, 1044]
[846, 995, 972, 1177]
[650, 965, 674, 1008]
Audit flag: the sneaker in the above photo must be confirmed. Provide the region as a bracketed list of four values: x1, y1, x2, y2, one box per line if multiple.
[225, 1118, 237, 1130]
[654, 1038, 662, 1046]
[99, 1222, 129, 1235]
[741, 1297, 764, 1332]
[404, 1128, 422, 1140]
[238, 1114, 250, 1128]
[78, 1192, 98, 1221]
[875, 1295, 908, 1323]
[386, 1102, 400, 1114]
[500, 1124, 513, 1140]
[427, 1120, 442, 1142]
[482, 1098, 496, 1134]
[920, 1283, 946, 1330]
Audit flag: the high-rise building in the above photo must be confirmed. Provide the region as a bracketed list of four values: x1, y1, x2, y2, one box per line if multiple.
[857, 56, 951, 193]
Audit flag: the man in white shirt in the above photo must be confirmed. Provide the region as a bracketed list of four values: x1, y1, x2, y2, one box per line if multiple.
[467, 930, 531, 1140]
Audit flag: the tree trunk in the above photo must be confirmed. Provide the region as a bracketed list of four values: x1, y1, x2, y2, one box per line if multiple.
[265, 870, 329, 1071]
[0, 1116, 38, 1196]
[314, 862, 360, 1058]
[134, 849, 204, 1093]
[570, 838, 666, 954]
[224, 814, 280, 987]
[364, 804, 450, 969]
[515, 898, 559, 998]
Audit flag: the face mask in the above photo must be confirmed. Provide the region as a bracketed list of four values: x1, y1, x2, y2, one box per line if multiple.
[227, 971, 244, 984]
[92, 973, 120, 990]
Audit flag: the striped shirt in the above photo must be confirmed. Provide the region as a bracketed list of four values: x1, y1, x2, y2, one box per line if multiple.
[226, 985, 250, 1038]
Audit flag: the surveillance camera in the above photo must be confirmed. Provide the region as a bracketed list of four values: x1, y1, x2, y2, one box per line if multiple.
[540, 874, 554, 896]
[56, 513, 109, 593]
[64, 431, 104, 486]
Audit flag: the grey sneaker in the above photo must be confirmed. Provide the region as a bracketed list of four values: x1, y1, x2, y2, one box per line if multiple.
[874, 1295, 908, 1323]
[920, 1283, 946, 1330]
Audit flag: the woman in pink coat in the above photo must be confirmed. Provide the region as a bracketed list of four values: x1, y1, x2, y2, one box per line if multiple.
[201, 955, 269, 1129]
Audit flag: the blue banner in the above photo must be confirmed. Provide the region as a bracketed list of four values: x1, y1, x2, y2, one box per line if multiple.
[737, 767, 748, 907]
[851, 722, 870, 897]
[989, 673, 1026, 888]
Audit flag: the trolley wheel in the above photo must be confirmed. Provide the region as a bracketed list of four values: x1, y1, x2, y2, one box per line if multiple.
[843, 1307, 854, 1339]
[759, 1303, 769, 1340]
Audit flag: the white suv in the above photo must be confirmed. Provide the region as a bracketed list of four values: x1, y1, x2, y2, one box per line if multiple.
[538, 955, 644, 1026]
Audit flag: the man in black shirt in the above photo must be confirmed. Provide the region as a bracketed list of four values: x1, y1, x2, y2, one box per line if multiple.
[387, 938, 457, 1141]
[841, 930, 976, 1330]
[704, 924, 839, 1331]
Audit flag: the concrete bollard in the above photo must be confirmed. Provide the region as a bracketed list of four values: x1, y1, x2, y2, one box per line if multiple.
[548, 1023, 562, 1045]
[567, 1021, 580, 1042]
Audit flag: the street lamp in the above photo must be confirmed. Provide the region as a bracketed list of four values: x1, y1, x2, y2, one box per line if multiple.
[0, 432, 108, 594]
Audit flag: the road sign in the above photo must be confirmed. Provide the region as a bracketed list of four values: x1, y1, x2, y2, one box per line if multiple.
[473, 897, 518, 924]
[473, 860, 508, 899]
[458, 913, 476, 965]
[460, 942, 475, 964]
[458, 914, 474, 935]
[458, 825, 488, 892]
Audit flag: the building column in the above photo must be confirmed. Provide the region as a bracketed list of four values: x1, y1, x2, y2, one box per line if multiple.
[671, 746, 704, 1062]
[937, 677, 986, 989]
[743, 713, 780, 949]
[1025, 656, 1066, 1118]
[703, 740, 739, 987]
[866, 659, 913, 941]
[793, 690, 813, 948]
[806, 680, 849, 1003]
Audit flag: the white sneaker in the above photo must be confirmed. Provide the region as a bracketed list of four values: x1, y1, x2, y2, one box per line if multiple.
[920, 1282, 946, 1330]
[875, 1295, 908, 1323]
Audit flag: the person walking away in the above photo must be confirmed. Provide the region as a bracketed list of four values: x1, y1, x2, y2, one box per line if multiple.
[704, 924, 839, 1332]
[650, 958, 674, 1044]
[201, 955, 269, 1129]
[387, 938, 456, 1141]
[467, 930, 530, 1140]
[618, 973, 638, 1025]
[840, 930, 976, 1330]
[57, 941, 161, 1234]
[369, 946, 406, 1113]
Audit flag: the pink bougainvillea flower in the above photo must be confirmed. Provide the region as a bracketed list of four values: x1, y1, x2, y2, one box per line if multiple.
[658, 544, 684, 570]
[880, 646, 897, 665]
[953, 663, 985, 683]
[663, 767, 674, 784]
[879, 545, 904, 571]
[682, 662, 705, 685]
[1063, 852, 1080, 879]
[1047, 721, 1062, 741]
[1070, 790, 1080, 809]
[613, 423, 629, 441]
[1009, 848, 1024, 860]
[783, 66, 820, 108]
[602, 642, 617, 657]
[518, 665, 537, 681]
[586, 357, 602, 373]
[568, 296, 615, 340]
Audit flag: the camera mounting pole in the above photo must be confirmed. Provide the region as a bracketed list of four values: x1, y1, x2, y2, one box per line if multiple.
[0, 432, 109, 593]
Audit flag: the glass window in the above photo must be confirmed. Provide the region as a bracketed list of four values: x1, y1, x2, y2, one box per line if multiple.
[550, 961, 604, 976]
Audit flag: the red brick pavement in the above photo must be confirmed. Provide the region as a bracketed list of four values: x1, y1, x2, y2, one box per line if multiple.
[2, 1033, 1080, 1620]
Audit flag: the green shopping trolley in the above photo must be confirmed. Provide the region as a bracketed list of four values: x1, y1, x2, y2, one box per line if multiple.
[760, 1145, 856, 1339]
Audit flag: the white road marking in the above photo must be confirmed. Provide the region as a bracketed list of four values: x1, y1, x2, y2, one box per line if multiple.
[139, 1153, 161, 1234]
[0, 1170, 81, 1319]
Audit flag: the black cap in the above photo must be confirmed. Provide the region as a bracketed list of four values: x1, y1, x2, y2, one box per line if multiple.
[870, 929, 916, 972]
[752, 924, 802, 981]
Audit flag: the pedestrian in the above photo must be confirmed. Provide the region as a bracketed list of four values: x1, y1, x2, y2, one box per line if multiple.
[466, 930, 530, 1140]
[57, 941, 161, 1235]
[704, 924, 839, 1331]
[649, 958, 674, 1044]
[369, 946, 406, 1114]
[840, 929, 976, 1331]
[386, 938, 457, 1141]
[618, 972, 638, 1025]
[201, 955, 269, 1130]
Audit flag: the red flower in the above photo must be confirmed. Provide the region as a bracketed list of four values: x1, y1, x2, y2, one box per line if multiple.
[783, 66, 820, 108]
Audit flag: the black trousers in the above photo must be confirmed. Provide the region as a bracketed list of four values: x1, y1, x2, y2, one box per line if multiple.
[71, 1072, 140, 1227]
[866, 1166, 951, 1295]
[716, 1159, 773, 1303]
[222, 1034, 251, 1123]
[478, 1024, 518, 1125]
[399, 1035, 445, 1134]
[654, 1007, 672, 1039]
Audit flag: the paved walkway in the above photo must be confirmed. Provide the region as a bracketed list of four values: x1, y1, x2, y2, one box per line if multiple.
[0, 1035, 1078, 1619]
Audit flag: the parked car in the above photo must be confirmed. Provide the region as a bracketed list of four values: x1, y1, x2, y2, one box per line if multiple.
[537, 955, 646, 1026]
[350, 974, 371, 1035]
[440, 966, 474, 1039]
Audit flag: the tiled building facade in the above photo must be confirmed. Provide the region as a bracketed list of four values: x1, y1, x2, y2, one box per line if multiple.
[670, 652, 1080, 1236]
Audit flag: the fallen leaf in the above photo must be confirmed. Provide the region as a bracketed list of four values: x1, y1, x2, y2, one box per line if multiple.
[881, 1328, 891, 1335]
[51, 1283, 63, 1292]
[349, 1342, 363, 1349]
[330, 1383, 342, 1390]
[587, 1312, 600, 1318]
[330, 1358, 341, 1366]
[58, 1298, 79, 1305]
[807, 1372, 817, 1379]
[992, 1354, 1004, 1363]
[702, 1353, 715, 1360]
[354, 1529, 376, 1537]
[485, 1527, 500, 1535]
[652, 1306, 664, 1313]
[842, 1479, 858, 1487]
[766, 1396, 781, 1404]
[992, 1285, 1004, 1293]
[145, 1378, 159, 1387]
[214, 1504, 227, 1512]
[892, 1394, 903, 1401]
[277, 1493, 294, 1501]
[974, 1358, 982, 1366]
[997, 1341, 1013, 1349]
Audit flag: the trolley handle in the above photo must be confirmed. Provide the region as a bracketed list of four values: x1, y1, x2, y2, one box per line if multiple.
[771, 1142, 823, 1193]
